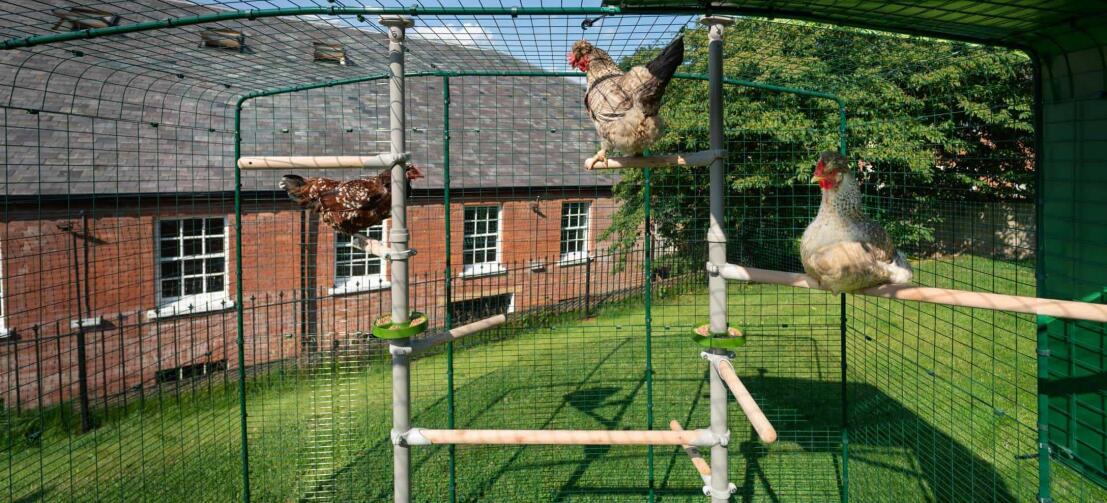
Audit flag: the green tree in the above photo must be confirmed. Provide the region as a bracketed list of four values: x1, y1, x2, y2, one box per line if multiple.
[602, 21, 1033, 268]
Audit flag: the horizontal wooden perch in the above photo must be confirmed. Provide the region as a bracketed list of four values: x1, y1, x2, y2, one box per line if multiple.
[717, 264, 1107, 324]
[237, 153, 407, 170]
[711, 360, 778, 444]
[669, 420, 711, 482]
[402, 428, 720, 447]
[410, 314, 508, 353]
[584, 149, 723, 170]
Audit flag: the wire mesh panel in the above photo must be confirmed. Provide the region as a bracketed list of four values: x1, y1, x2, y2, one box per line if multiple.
[1, 2, 1106, 503]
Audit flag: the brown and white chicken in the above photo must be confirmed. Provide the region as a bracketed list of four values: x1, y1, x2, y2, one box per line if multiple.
[280, 165, 423, 235]
[800, 151, 913, 293]
[568, 36, 684, 168]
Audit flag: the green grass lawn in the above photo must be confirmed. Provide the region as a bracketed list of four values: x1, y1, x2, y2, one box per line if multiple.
[4, 256, 1104, 502]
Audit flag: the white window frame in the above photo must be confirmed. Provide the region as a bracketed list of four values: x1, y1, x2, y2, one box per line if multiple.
[329, 221, 391, 295]
[461, 205, 506, 277]
[559, 202, 591, 266]
[148, 217, 233, 319]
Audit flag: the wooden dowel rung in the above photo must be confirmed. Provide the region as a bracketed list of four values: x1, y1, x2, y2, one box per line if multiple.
[670, 420, 712, 480]
[713, 360, 778, 444]
[584, 149, 722, 170]
[237, 153, 404, 170]
[718, 263, 1107, 323]
[410, 314, 508, 353]
[403, 428, 719, 447]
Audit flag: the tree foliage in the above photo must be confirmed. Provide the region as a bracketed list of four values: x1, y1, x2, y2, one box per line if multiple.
[601, 21, 1034, 266]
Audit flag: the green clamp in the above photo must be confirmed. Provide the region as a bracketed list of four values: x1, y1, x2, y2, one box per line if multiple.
[690, 324, 745, 349]
[371, 311, 428, 340]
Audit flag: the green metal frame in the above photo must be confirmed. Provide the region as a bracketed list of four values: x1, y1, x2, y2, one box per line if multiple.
[230, 68, 847, 503]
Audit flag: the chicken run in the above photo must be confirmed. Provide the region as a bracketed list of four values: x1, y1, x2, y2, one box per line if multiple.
[2, 2, 1107, 502]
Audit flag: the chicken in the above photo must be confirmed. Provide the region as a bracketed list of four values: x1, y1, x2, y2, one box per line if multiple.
[280, 165, 423, 235]
[800, 151, 913, 293]
[568, 36, 684, 169]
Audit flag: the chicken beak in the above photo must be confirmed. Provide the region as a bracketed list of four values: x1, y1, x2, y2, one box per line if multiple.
[811, 173, 824, 183]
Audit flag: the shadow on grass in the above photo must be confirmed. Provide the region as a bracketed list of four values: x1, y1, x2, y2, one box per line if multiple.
[315, 351, 1015, 502]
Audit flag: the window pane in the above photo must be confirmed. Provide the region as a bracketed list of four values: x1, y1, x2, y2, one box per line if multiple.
[206, 238, 223, 254]
[367, 260, 381, 275]
[183, 238, 203, 256]
[352, 263, 366, 276]
[159, 220, 178, 238]
[161, 279, 180, 298]
[463, 251, 473, 265]
[367, 224, 383, 240]
[336, 264, 350, 278]
[183, 219, 204, 236]
[161, 261, 181, 278]
[184, 277, 204, 295]
[205, 218, 223, 235]
[184, 259, 204, 275]
[160, 240, 179, 258]
[206, 258, 224, 274]
[206, 276, 223, 292]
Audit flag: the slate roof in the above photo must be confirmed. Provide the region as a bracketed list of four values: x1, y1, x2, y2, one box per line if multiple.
[0, 0, 612, 196]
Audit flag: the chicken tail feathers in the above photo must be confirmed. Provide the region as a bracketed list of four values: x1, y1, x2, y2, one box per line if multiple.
[644, 36, 684, 85]
[884, 250, 914, 284]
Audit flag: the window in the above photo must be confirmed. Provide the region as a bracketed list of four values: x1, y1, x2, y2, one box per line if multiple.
[462, 206, 505, 277]
[200, 29, 245, 51]
[314, 42, 347, 65]
[155, 360, 227, 384]
[449, 294, 514, 326]
[560, 202, 590, 265]
[332, 223, 389, 294]
[52, 7, 120, 31]
[151, 217, 230, 318]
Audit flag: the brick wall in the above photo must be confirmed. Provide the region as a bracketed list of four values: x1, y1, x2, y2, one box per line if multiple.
[0, 189, 642, 408]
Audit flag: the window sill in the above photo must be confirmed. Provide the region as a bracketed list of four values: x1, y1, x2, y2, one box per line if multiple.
[329, 279, 391, 296]
[460, 264, 507, 278]
[558, 255, 592, 268]
[146, 297, 235, 320]
[0, 327, 11, 339]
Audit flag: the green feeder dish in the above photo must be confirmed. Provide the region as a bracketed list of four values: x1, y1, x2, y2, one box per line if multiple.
[691, 324, 745, 349]
[371, 312, 428, 340]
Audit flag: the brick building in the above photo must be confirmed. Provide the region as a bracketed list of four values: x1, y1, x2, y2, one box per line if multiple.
[0, 1, 641, 409]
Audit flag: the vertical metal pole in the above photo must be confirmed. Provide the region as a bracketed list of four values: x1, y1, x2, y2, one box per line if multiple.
[1030, 51, 1052, 503]
[380, 15, 414, 503]
[233, 98, 251, 503]
[837, 104, 849, 503]
[442, 75, 458, 503]
[701, 16, 732, 503]
[644, 165, 655, 502]
[68, 218, 92, 432]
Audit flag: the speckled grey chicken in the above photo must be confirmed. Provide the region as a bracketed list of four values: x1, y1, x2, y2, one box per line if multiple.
[280, 165, 422, 235]
[568, 36, 684, 168]
[800, 151, 913, 293]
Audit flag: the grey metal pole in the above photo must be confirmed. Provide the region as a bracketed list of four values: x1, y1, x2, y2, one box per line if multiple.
[702, 15, 733, 503]
[380, 14, 415, 503]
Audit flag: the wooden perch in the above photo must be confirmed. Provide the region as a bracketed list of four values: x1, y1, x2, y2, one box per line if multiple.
[402, 428, 720, 447]
[711, 360, 778, 444]
[410, 314, 508, 353]
[584, 149, 723, 170]
[237, 153, 406, 170]
[718, 264, 1107, 323]
[670, 420, 711, 482]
